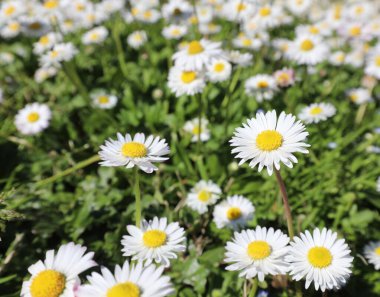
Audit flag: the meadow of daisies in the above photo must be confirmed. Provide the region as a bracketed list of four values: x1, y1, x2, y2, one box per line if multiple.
[1, 0, 380, 296]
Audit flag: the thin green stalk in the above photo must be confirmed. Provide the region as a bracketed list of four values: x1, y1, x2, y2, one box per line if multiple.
[354, 103, 367, 125]
[248, 279, 258, 297]
[196, 94, 203, 155]
[112, 15, 128, 78]
[134, 168, 142, 227]
[223, 67, 242, 135]
[36, 154, 100, 187]
[63, 62, 89, 101]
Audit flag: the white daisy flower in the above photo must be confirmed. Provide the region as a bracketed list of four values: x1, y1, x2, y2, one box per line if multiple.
[135, 8, 161, 23]
[207, 59, 232, 83]
[167, 67, 205, 97]
[34, 67, 58, 83]
[0, 21, 21, 39]
[213, 195, 254, 229]
[230, 110, 310, 176]
[286, 228, 353, 292]
[199, 23, 221, 35]
[91, 92, 118, 109]
[99, 132, 170, 173]
[329, 51, 346, 66]
[244, 74, 277, 102]
[364, 241, 380, 270]
[227, 50, 253, 67]
[162, 24, 187, 40]
[77, 261, 174, 297]
[345, 49, 365, 68]
[196, 5, 213, 24]
[365, 52, 380, 79]
[346, 3, 374, 22]
[233, 34, 263, 51]
[286, 0, 312, 16]
[287, 35, 329, 65]
[82, 26, 108, 45]
[347, 88, 372, 105]
[127, 30, 148, 49]
[15, 103, 52, 135]
[222, 0, 255, 22]
[224, 226, 289, 282]
[0, 0, 25, 21]
[273, 68, 295, 88]
[33, 32, 63, 55]
[40, 42, 78, 68]
[252, 5, 282, 29]
[121, 217, 186, 267]
[162, 0, 192, 21]
[186, 180, 222, 214]
[183, 117, 210, 142]
[21, 242, 96, 297]
[298, 103, 336, 124]
[172, 39, 223, 71]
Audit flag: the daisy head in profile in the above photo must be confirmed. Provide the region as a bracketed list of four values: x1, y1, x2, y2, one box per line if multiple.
[82, 26, 108, 45]
[207, 59, 232, 83]
[15, 103, 51, 135]
[183, 117, 210, 142]
[172, 39, 223, 71]
[98, 132, 170, 173]
[213, 195, 255, 229]
[363, 241, 380, 270]
[121, 217, 186, 267]
[167, 66, 205, 97]
[244, 74, 277, 102]
[286, 228, 353, 292]
[230, 110, 310, 176]
[224, 226, 289, 282]
[162, 24, 187, 40]
[186, 180, 222, 214]
[288, 34, 329, 65]
[127, 30, 148, 49]
[21, 242, 96, 297]
[91, 91, 118, 109]
[298, 102, 336, 124]
[77, 261, 174, 297]
[347, 88, 372, 105]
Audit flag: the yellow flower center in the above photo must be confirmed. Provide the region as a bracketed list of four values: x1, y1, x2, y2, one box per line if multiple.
[307, 247, 333, 268]
[76, 3, 85, 11]
[375, 247, 380, 256]
[375, 56, 380, 67]
[350, 94, 358, 102]
[355, 6, 364, 15]
[144, 11, 152, 19]
[50, 50, 59, 58]
[214, 63, 225, 73]
[143, 230, 167, 248]
[30, 270, 66, 297]
[89, 32, 99, 41]
[300, 39, 314, 51]
[98, 95, 109, 104]
[336, 53, 345, 62]
[27, 112, 40, 123]
[171, 28, 181, 36]
[181, 71, 197, 84]
[257, 80, 269, 89]
[192, 125, 201, 135]
[189, 15, 198, 25]
[247, 241, 271, 260]
[349, 26, 361, 36]
[226, 207, 242, 221]
[121, 142, 147, 158]
[107, 282, 140, 297]
[9, 22, 20, 31]
[4, 5, 15, 16]
[187, 41, 204, 55]
[277, 72, 290, 83]
[39, 36, 50, 45]
[198, 190, 211, 202]
[131, 8, 139, 16]
[242, 39, 252, 47]
[256, 130, 283, 151]
[259, 7, 271, 17]
[310, 106, 323, 115]
[236, 3, 247, 12]
[44, 0, 59, 9]
[309, 26, 320, 34]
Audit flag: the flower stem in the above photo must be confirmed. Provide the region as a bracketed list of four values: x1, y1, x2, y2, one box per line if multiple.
[354, 103, 367, 125]
[274, 169, 294, 239]
[134, 168, 142, 227]
[196, 94, 203, 155]
[112, 15, 128, 78]
[248, 278, 258, 297]
[63, 61, 89, 101]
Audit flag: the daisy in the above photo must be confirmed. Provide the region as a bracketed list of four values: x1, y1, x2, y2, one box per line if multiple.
[199, 23, 221, 35]
[213, 195, 255, 229]
[0, 21, 21, 39]
[227, 50, 253, 67]
[222, 0, 255, 22]
[244, 74, 277, 102]
[233, 34, 263, 51]
[0, 0, 24, 21]
[364, 241, 380, 270]
[230, 110, 310, 176]
[77, 261, 174, 297]
[183, 117, 210, 142]
[287, 35, 329, 65]
[172, 39, 223, 71]
[167, 67, 205, 97]
[162, 0, 192, 21]
[162, 24, 187, 40]
[347, 88, 372, 105]
[34, 67, 58, 83]
[135, 8, 161, 23]
[121, 217, 186, 267]
[329, 51, 346, 66]
[224, 226, 289, 281]
[127, 31, 148, 49]
[286, 0, 312, 16]
[186, 180, 221, 214]
[21, 242, 96, 297]
[91, 92, 118, 109]
[33, 32, 62, 55]
[273, 68, 295, 88]
[252, 5, 282, 29]
[82, 26, 108, 45]
[15, 103, 52, 135]
[365, 52, 380, 79]
[99, 132, 170, 173]
[40, 43, 78, 68]
[286, 228, 353, 292]
[298, 103, 336, 124]
[207, 59, 232, 83]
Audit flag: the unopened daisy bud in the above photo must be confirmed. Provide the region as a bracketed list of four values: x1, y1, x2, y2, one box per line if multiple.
[152, 88, 163, 100]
